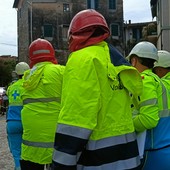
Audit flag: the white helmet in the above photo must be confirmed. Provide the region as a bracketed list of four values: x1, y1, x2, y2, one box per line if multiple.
[154, 50, 170, 68]
[15, 62, 30, 75]
[128, 41, 158, 61]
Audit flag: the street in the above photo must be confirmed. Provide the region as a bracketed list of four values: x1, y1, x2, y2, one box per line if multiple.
[0, 115, 13, 169]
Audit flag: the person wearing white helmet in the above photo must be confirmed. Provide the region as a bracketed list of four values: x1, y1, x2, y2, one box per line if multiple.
[152, 50, 170, 169]
[128, 42, 170, 169]
[6, 62, 30, 170]
[153, 50, 170, 78]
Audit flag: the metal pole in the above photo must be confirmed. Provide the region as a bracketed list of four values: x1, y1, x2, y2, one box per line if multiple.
[27, 1, 33, 43]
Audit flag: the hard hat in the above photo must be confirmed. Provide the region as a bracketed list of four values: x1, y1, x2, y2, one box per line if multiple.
[29, 38, 57, 68]
[68, 9, 110, 52]
[154, 50, 170, 68]
[68, 9, 110, 36]
[128, 41, 158, 61]
[15, 62, 30, 75]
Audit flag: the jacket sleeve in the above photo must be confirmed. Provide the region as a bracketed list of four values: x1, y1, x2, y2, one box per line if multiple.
[133, 75, 160, 132]
[52, 53, 101, 169]
[119, 68, 143, 97]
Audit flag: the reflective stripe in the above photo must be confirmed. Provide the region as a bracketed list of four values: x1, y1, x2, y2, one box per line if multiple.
[77, 156, 140, 170]
[9, 103, 23, 106]
[22, 139, 54, 148]
[23, 97, 60, 105]
[157, 80, 169, 118]
[139, 98, 157, 108]
[160, 81, 168, 110]
[57, 124, 92, 140]
[87, 132, 136, 150]
[53, 150, 77, 166]
[159, 109, 170, 118]
[33, 49, 50, 55]
[150, 73, 169, 117]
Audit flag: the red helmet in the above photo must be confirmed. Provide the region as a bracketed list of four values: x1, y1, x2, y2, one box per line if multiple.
[68, 9, 110, 52]
[29, 38, 57, 68]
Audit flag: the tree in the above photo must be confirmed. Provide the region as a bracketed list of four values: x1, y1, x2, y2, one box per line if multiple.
[0, 57, 16, 87]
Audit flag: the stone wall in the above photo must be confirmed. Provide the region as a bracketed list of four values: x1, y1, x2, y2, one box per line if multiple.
[17, 0, 124, 64]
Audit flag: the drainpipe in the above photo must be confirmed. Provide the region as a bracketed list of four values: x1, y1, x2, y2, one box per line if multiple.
[27, 1, 33, 43]
[160, 0, 163, 49]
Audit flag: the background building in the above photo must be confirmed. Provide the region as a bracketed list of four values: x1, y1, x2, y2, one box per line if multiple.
[151, 0, 170, 51]
[13, 0, 124, 64]
[124, 20, 157, 55]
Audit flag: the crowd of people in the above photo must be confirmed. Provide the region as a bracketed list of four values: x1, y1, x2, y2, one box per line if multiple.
[0, 92, 8, 115]
[4, 9, 170, 170]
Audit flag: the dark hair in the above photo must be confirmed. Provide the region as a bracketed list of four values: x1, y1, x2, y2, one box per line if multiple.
[18, 75, 23, 79]
[166, 67, 170, 71]
[130, 55, 155, 68]
[139, 57, 156, 68]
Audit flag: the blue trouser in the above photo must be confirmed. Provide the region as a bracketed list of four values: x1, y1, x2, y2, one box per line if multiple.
[143, 146, 170, 170]
[6, 121, 23, 169]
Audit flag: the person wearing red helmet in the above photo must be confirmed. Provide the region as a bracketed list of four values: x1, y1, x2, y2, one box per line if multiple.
[52, 9, 143, 170]
[20, 38, 65, 170]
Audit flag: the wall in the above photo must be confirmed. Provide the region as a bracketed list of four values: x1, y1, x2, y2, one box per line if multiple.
[17, 0, 124, 63]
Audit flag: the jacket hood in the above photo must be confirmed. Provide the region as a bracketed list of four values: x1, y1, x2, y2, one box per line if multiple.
[23, 62, 49, 91]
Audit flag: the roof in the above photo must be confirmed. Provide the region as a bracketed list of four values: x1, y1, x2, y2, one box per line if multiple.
[150, 0, 158, 18]
[150, 0, 158, 6]
[124, 21, 157, 28]
[13, 0, 19, 8]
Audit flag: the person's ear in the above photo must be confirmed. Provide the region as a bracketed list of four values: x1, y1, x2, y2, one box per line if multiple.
[131, 57, 137, 67]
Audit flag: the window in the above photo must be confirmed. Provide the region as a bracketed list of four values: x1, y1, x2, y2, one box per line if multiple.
[43, 24, 53, 38]
[109, 0, 116, 10]
[132, 28, 138, 40]
[87, 0, 99, 9]
[63, 3, 70, 12]
[110, 23, 119, 37]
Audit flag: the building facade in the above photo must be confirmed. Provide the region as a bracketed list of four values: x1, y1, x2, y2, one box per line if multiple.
[124, 21, 157, 56]
[151, 0, 170, 51]
[13, 0, 124, 64]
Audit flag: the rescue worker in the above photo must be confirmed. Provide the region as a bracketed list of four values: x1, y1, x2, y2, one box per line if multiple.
[52, 9, 143, 170]
[20, 38, 65, 170]
[153, 50, 170, 78]
[152, 50, 170, 170]
[6, 62, 30, 170]
[128, 42, 170, 170]
[1, 92, 8, 115]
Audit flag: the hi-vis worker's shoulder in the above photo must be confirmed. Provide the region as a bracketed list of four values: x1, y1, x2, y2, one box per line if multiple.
[44, 64, 65, 83]
[106, 43, 143, 97]
[141, 69, 162, 87]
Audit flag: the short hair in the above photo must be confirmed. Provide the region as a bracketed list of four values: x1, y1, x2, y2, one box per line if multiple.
[130, 54, 155, 68]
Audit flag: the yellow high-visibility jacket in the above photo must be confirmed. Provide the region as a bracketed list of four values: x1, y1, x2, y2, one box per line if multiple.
[133, 70, 162, 132]
[21, 62, 65, 164]
[52, 41, 143, 170]
[132, 69, 170, 150]
[7, 79, 24, 121]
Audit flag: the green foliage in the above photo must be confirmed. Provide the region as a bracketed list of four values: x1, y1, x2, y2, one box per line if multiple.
[147, 23, 157, 35]
[0, 57, 16, 87]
